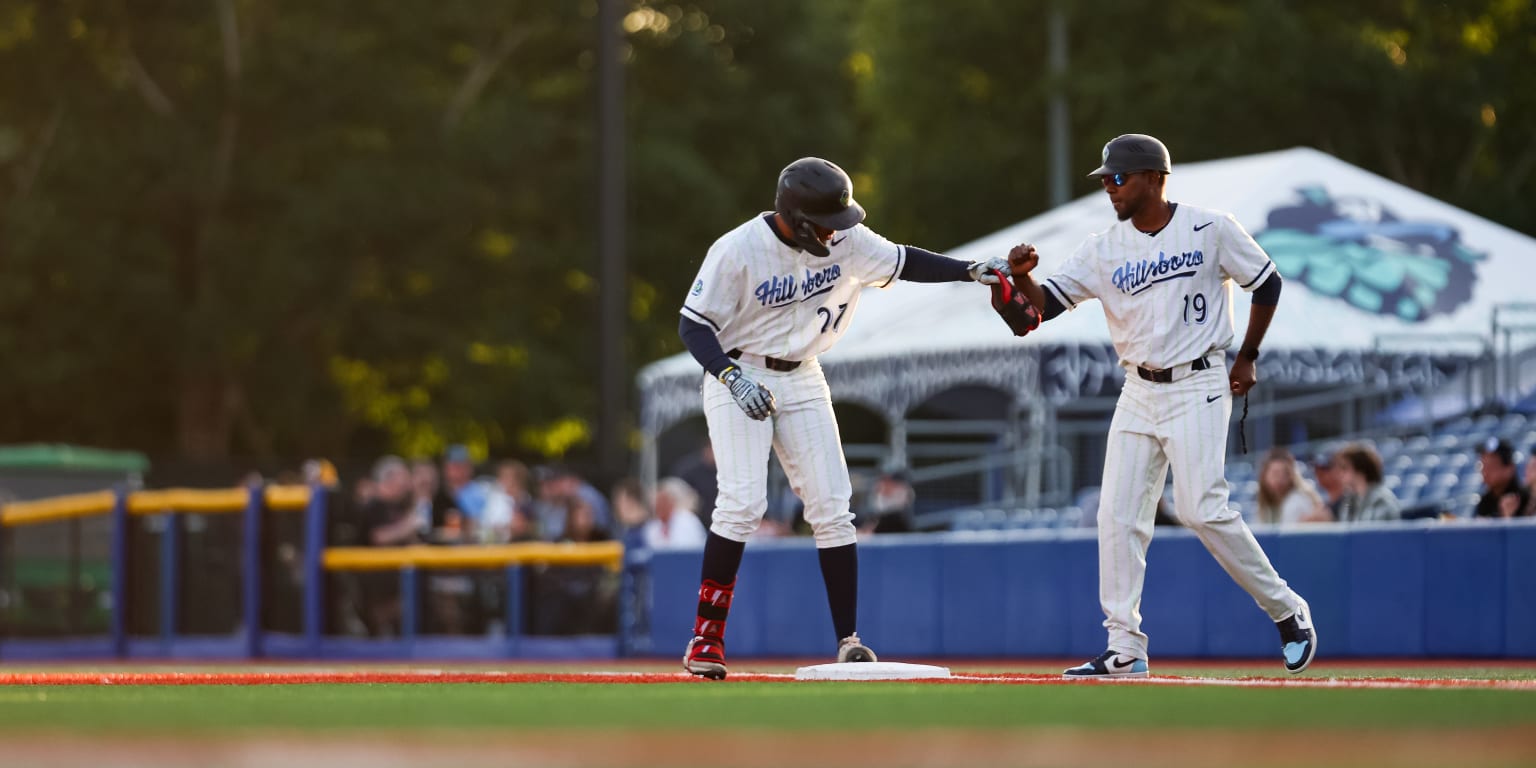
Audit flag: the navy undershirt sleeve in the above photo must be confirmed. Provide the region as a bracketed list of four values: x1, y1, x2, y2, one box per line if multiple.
[1041, 290, 1066, 320]
[1252, 272, 1282, 306]
[679, 316, 733, 379]
[898, 246, 971, 283]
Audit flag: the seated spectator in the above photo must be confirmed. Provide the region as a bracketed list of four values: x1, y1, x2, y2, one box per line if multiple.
[359, 456, 418, 635]
[1309, 451, 1346, 520]
[643, 477, 708, 549]
[530, 495, 617, 635]
[1255, 448, 1325, 526]
[668, 440, 718, 529]
[1523, 455, 1536, 517]
[411, 458, 464, 543]
[858, 468, 916, 534]
[1333, 443, 1400, 522]
[533, 465, 613, 540]
[611, 477, 650, 532]
[481, 460, 537, 543]
[1475, 438, 1531, 519]
[438, 444, 491, 529]
[365, 456, 423, 546]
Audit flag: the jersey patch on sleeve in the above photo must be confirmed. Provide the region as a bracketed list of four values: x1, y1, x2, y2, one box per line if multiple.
[691, 279, 704, 296]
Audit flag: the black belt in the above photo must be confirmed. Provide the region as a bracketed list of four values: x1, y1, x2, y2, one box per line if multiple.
[728, 349, 801, 372]
[1136, 355, 1212, 383]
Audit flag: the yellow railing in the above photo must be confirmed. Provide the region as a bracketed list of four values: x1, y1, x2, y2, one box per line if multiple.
[0, 485, 313, 527]
[323, 541, 624, 572]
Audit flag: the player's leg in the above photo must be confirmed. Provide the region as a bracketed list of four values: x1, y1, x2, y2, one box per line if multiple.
[685, 374, 775, 679]
[769, 364, 872, 661]
[1164, 367, 1314, 672]
[1066, 382, 1165, 678]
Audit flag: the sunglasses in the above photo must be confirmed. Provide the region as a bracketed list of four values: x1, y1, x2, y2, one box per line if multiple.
[1108, 172, 1129, 186]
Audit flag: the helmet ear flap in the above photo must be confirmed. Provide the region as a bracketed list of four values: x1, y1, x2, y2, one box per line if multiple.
[790, 213, 830, 257]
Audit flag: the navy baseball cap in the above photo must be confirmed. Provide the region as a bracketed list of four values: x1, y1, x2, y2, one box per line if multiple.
[1088, 134, 1172, 177]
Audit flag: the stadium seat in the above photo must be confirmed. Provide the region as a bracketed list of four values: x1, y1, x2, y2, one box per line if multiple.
[1404, 435, 1432, 453]
[1442, 416, 1475, 435]
[1058, 506, 1084, 527]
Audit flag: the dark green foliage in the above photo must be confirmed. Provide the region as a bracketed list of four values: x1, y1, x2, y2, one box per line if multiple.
[0, 1, 1529, 466]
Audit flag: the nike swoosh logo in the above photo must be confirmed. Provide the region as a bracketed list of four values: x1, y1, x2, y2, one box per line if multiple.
[1193, 222, 1214, 231]
[1206, 395, 1221, 403]
[830, 236, 847, 246]
[1106, 655, 1139, 672]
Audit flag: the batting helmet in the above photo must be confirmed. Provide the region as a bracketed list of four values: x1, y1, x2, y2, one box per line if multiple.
[775, 158, 865, 257]
[1087, 134, 1172, 177]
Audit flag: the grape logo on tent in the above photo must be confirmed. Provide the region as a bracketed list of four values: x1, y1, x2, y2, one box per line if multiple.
[1254, 186, 1485, 322]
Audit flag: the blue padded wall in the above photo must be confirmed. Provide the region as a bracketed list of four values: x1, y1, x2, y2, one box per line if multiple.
[643, 523, 1533, 659]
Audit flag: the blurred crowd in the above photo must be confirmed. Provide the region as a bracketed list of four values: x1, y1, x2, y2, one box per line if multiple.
[1245, 435, 1536, 527]
[337, 441, 916, 557]
[309, 441, 915, 639]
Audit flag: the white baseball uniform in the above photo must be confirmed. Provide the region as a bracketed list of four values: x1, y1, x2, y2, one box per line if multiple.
[1042, 202, 1301, 660]
[681, 215, 906, 548]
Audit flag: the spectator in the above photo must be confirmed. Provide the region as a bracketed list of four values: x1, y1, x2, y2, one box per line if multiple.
[858, 468, 916, 534]
[1522, 455, 1536, 517]
[481, 460, 536, 543]
[365, 457, 422, 546]
[1333, 444, 1400, 522]
[644, 477, 708, 549]
[1310, 452, 1347, 519]
[668, 440, 718, 528]
[1255, 448, 1325, 526]
[411, 459, 464, 543]
[439, 444, 491, 527]
[1475, 438, 1530, 519]
[358, 456, 418, 635]
[611, 477, 651, 532]
[533, 465, 612, 540]
[559, 495, 611, 544]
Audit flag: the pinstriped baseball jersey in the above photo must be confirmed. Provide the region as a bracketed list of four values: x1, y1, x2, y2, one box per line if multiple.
[680, 215, 906, 362]
[1041, 203, 1275, 369]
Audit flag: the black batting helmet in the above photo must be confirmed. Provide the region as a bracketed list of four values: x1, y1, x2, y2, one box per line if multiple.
[774, 158, 865, 257]
[1087, 134, 1172, 177]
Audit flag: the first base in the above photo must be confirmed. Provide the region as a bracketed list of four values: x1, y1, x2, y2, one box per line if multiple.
[794, 662, 951, 681]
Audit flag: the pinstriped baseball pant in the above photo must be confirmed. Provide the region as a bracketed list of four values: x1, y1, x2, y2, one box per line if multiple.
[1098, 361, 1299, 660]
[701, 357, 857, 549]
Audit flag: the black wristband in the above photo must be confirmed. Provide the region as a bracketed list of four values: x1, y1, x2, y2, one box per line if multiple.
[1239, 347, 1261, 362]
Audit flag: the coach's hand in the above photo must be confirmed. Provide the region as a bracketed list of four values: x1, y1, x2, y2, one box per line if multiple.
[966, 256, 1010, 285]
[719, 365, 777, 420]
[1229, 356, 1257, 396]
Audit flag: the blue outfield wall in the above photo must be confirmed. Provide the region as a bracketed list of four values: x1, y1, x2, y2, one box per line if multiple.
[644, 521, 1536, 659]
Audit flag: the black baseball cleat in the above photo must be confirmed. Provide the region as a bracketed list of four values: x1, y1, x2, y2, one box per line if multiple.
[1276, 599, 1318, 674]
[684, 635, 728, 680]
[1063, 650, 1149, 679]
[836, 633, 878, 663]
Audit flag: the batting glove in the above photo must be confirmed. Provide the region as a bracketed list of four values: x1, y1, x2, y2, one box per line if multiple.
[719, 365, 777, 420]
[966, 256, 1011, 285]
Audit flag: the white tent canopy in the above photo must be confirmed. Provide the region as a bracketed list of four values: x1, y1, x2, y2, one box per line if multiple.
[644, 146, 1533, 384]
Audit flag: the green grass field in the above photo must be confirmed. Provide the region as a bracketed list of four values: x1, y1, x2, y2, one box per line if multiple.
[1, 663, 1533, 768]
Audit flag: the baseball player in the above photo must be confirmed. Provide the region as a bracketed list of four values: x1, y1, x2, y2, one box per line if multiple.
[1005, 134, 1317, 678]
[676, 157, 1009, 679]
